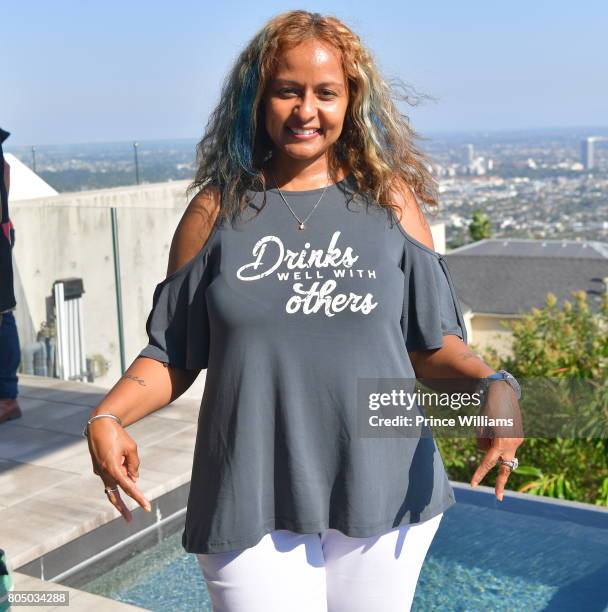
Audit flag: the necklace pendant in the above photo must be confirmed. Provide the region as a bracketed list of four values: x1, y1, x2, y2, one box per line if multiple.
[270, 169, 330, 232]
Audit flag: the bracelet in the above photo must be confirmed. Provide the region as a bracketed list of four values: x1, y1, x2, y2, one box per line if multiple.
[83, 413, 123, 438]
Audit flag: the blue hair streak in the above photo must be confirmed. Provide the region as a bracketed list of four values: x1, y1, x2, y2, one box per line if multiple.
[230, 59, 260, 177]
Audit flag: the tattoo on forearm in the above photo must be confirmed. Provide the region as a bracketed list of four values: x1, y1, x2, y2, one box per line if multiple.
[123, 374, 147, 386]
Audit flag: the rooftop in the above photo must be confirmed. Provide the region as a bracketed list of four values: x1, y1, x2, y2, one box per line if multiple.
[449, 238, 608, 259]
[445, 239, 608, 315]
[4, 153, 58, 202]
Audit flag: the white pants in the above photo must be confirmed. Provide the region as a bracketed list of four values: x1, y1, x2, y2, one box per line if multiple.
[196, 513, 443, 612]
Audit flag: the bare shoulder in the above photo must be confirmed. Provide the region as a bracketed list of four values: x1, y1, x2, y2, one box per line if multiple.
[166, 185, 221, 277]
[389, 177, 434, 250]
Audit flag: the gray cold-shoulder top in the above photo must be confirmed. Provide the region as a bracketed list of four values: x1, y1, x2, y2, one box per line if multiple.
[138, 175, 468, 554]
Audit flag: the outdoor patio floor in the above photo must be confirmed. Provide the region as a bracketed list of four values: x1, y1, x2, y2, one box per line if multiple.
[8, 571, 148, 610]
[0, 373, 205, 611]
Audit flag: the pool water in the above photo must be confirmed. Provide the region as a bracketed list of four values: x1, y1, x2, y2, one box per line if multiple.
[81, 501, 608, 611]
[81, 528, 211, 611]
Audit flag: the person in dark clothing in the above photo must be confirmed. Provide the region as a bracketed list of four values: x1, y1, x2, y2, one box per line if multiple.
[0, 128, 22, 423]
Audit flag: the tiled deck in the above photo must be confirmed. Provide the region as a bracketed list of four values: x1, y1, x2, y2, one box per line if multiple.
[9, 571, 147, 610]
[0, 373, 204, 611]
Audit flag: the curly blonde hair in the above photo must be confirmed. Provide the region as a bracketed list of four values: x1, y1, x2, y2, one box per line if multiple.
[187, 9, 438, 225]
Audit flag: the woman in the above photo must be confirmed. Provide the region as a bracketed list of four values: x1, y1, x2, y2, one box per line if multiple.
[85, 10, 523, 611]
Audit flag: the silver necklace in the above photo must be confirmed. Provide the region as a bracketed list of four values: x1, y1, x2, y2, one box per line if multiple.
[269, 170, 331, 230]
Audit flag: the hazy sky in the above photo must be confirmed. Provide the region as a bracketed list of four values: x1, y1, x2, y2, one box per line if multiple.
[3, 0, 607, 146]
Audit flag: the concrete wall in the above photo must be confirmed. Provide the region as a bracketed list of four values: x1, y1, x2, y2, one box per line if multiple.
[10, 180, 202, 392]
[430, 222, 446, 254]
[467, 313, 517, 357]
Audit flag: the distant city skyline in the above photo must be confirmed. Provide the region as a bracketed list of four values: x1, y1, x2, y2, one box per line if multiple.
[4, 1, 607, 146]
[7, 127, 608, 152]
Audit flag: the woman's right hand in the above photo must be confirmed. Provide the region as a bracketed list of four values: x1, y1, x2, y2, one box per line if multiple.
[86, 417, 152, 521]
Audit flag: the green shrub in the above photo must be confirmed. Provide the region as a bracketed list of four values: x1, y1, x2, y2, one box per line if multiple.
[440, 291, 608, 506]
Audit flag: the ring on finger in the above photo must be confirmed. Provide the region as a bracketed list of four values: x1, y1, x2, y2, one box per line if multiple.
[104, 486, 119, 495]
[498, 457, 518, 472]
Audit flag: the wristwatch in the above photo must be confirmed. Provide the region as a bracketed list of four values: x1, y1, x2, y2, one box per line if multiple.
[478, 370, 521, 400]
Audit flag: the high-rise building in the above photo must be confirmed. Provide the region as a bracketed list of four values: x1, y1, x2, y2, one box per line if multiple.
[581, 138, 595, 171]
[463, 143, 474, 166]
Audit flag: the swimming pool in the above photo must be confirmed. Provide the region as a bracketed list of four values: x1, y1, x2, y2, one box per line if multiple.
[79, 487, 608, 611]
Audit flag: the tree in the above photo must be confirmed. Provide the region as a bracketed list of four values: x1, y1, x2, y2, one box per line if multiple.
[468, 210, 492, 241]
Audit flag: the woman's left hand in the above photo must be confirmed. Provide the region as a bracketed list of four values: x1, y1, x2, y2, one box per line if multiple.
[470, 380, 524, 501]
